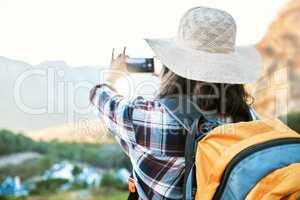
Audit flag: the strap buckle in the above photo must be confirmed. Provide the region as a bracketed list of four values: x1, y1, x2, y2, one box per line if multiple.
[128, 176, 136, 193]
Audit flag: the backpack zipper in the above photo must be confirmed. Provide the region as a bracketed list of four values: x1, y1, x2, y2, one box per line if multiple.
[213, 137, 300, 200]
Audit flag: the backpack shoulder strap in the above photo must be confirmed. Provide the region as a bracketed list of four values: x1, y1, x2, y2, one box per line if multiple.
[183, 118, 203, 199]
[160, 96, 218, 200]
[183, 116, 221, 200]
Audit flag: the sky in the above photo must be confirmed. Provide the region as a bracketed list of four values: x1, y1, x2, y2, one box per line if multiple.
[0, 0, 289, 66]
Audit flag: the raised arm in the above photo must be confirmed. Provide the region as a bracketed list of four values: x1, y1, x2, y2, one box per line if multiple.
[90, 83, 135, 155]
[90, 47, 136, 155]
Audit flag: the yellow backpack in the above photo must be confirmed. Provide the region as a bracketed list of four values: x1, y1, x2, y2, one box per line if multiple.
[184, 118, 300, 200]
[160, 97, 300, 200]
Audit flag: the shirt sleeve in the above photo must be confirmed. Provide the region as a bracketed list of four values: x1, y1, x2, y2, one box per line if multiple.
[90, 84, 135, 155]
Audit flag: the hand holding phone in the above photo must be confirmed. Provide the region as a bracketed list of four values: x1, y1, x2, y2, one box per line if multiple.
[126, 58, 154, 73]
[104, 47, 128, 85]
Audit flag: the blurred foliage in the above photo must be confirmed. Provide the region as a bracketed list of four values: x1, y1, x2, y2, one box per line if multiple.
[30, 178, 69, 195]
[0, 129, 131, 170]
[279, 112, 300, 133]
[71, 165, 82, 177]
[100, 172, 127, 191]
[0, 156, 56, 181]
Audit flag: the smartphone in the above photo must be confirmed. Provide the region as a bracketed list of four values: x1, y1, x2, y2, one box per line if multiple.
[126, 58, 154, 73]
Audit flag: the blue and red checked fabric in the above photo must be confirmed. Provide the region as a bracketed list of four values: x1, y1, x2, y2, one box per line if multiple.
[90, 84, 189, 199]
[90, 84, 258, 199]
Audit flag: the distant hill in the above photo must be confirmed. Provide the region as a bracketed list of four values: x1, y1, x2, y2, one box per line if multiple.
[0, 56, 101, 131]
[0, 56, 157, 143]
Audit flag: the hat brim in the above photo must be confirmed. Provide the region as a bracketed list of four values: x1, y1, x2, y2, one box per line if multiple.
[145, 38, 262, 84]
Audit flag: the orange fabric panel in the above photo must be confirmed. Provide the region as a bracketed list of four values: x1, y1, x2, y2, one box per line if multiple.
[195, 119, 300, 200]
[285, 191, 300, 200]
[245, 163, 300, 200]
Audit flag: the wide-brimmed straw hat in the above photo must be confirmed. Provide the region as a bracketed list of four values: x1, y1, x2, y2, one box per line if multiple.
[145, 7, 262, 84]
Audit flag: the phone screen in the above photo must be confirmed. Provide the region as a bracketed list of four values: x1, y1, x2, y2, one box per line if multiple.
[126, 58, 154, 73]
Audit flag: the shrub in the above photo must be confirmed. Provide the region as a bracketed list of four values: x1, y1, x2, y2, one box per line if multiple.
[71, 165, 82, 177]
[30, 178, 69, 195]
[100, 172, 127, 191]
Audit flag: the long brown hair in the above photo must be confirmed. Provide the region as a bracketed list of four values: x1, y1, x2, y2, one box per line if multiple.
[157, 66, 253, 122]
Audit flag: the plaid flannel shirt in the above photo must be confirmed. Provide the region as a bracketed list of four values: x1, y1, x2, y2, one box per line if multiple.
[90, 84, 258, 199]
[91, 84, 189, 200]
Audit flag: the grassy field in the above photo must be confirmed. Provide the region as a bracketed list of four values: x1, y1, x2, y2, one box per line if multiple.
[0, 188, 128, 200]
[27, 188, 128, 200]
